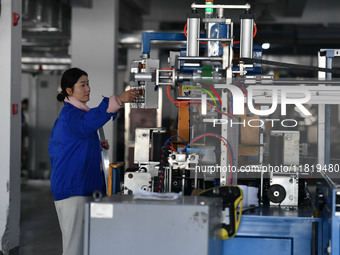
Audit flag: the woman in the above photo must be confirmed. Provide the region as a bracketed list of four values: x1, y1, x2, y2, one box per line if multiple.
[48, 67, 137, 255]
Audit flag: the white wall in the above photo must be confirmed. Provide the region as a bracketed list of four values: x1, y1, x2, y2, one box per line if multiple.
[0, 0, 21, 253]
[71, 0, 119, 162]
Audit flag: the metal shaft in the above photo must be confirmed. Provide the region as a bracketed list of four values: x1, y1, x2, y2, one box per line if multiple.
[240, 16, 254, 59]
[186, 17, 200, 57]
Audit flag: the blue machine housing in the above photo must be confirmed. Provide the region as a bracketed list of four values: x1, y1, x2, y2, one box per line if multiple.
[223, 205, 322, 255]
[210, 23, 229, 56]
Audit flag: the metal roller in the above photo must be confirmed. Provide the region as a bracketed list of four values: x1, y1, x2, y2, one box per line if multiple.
[267, 184, 286, 204]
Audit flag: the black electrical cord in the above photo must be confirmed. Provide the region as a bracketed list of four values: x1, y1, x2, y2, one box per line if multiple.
[240, 57, 340, 75]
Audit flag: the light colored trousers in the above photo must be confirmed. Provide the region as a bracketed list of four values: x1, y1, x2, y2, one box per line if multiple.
[55, 196, 89, 255]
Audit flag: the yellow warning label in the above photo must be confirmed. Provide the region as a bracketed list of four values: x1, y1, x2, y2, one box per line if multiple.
[182, 86, 202, 90]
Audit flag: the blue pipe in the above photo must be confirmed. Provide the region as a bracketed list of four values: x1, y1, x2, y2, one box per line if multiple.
[142, 32, 206, 55]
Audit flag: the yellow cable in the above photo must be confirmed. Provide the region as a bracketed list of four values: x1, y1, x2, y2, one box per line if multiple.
[199, 185, 243, 240]
[108, 164, 113, 196]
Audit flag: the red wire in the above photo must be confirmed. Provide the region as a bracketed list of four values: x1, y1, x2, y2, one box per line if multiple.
[169, 142, 177, 152]
[167, 85, 199, 105]
[207, 102, 234, 118]
[241, 87, 248, 96]
[169, 146, 176, 152]
[200, 83, 222, 105]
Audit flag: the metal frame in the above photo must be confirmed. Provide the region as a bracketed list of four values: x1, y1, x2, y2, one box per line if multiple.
[191, 3, 251, 10]
[316, 51, 340, 254]
[317, 49, 340, 167]
[124, 85, 162, 168]
[249, 85, 340, 105]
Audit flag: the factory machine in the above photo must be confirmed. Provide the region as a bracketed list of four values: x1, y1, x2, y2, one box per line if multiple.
[84, 2, 340, 255]
[127, 1, 257, 195]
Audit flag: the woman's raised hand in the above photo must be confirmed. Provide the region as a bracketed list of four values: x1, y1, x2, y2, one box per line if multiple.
[118, 89, 138, 103]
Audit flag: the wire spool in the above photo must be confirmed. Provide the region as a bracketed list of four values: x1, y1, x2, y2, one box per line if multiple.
[267, 184, 286, 204]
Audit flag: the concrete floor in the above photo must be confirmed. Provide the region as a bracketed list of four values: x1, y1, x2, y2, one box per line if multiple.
[20, 180, 62, 254]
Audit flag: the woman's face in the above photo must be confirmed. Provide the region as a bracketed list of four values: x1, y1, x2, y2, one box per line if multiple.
[67, 75, 90, 103]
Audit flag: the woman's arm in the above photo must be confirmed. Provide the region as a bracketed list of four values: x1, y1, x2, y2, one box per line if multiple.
[67, 89, 138, 138]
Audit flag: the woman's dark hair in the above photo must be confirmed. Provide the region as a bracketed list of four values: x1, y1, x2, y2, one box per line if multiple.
[57, 67, 88, 102]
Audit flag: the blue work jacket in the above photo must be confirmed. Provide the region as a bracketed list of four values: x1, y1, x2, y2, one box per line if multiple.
[48, 98, 117, 201]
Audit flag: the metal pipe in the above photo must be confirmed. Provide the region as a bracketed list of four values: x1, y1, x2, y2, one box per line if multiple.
[177, 97, 215, 101]
[325, 57, 333, 166]
[217, 8, 224, 18]
[240, 13, 254, 59]
[197, 38, 231, 42]
[158, 82, 173, 85]
[178, 56, 223, 61]
[191, 4, 251, 10]
[133, 73, 153, 81]
[177, 73, 194, 80]
[240, 79, 340, 85]
[201, 92, 207, 116]
[176, 97, 199, 100]
[194, 165, 198, 189]
[186, 14, 200, 57]
[318, 51, 327, 168]
[219, 90, 229, 185]
[260, 169, 264, 205]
